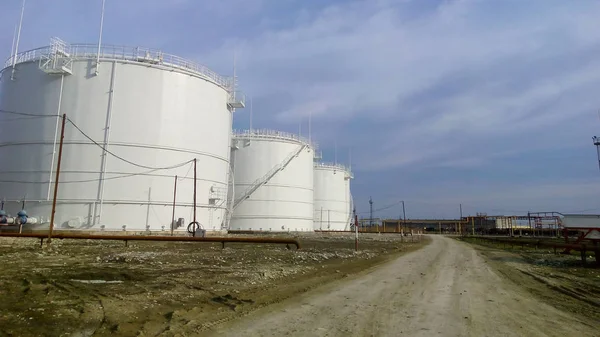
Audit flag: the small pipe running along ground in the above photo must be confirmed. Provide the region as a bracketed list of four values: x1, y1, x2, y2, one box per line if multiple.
[0, 232, 301, 249]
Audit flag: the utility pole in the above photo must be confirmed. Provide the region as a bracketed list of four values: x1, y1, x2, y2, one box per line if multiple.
[510, 216, 515, 237]
[354, 206, 358, 251]
[459, 203, 463, 235]
[369, 196, 373, 228]
[48, 114, 66, 245]
[171, 175, 177, 236]
[594, 136, 600, 170]
[528, 211, 532, 237]
[402, 200, 406, 228]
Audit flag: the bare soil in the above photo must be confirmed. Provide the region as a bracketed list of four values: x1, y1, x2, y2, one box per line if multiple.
[0, 233, 424, 337]
[209, 236, 598, 337]
[459, 236, 600, 322]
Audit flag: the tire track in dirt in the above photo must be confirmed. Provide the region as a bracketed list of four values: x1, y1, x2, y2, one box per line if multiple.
[208, 236, 598, 337]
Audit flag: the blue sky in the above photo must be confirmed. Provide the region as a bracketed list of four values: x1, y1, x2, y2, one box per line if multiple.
[1, 0, 600, 219]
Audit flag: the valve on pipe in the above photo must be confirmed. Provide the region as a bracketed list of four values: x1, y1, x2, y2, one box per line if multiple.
[0, 201, 5, 224]
[16, 210, 38, 225]
[187, 221, 205, 238]
[0, 210, 14, 225]
[0, 202, 5, 224]
[17, 210, 27, 224]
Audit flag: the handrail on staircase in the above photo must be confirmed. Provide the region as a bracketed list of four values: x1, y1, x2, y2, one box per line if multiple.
[233, 144, 307, 210]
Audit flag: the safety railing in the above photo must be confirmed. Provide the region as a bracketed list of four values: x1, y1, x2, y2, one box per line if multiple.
[233, 144, 308, 210]
[232, 129, 318, 150]
[314, 162, 352, 173]
[462, 236, 599, 266]
[4, 41, 232, 90]
[228, 91, 246, 109]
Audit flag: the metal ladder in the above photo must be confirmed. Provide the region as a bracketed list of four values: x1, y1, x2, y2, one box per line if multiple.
[233, 144, 307, 211]
[221, 165, 235, 230]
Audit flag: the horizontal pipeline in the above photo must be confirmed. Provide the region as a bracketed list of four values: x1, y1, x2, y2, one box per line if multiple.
[314, 230, 411, 234]
[464, 236, 595, 252]
[0, 232, 301, 249]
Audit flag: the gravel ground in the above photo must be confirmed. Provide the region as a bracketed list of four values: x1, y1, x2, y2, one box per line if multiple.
[0, 232, 424, 336]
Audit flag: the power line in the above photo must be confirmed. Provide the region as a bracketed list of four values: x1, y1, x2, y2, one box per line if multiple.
[178, 161, 194, 182]
[0, 167, 165, 184]
[358, 200, 404, 214]
[0, 109, 192, 172]
[67, 117, 192, 170]
[1, 115, 56, 122]
[0, 108, 57, 118]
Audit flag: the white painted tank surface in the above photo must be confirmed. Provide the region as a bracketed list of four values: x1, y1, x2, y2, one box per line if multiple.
[0, 38, 242, 232]
[229, 129, 315, 232]
[313, 163, 353, 231]
[562, 214, 600, 229]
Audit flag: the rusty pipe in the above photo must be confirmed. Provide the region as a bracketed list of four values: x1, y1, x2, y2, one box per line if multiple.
[0, 232, 301, 249]
[467, 236, 592, 252]
[48, 113, 67, 244]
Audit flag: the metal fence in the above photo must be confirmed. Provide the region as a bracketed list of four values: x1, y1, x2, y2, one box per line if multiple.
[314, 162, 352, 173]
[4, 41, 232, 89]
[233, 129, 319, 150]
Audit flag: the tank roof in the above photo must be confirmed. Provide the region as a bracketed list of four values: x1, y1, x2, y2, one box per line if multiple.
[233, 129, 318, 149]
[3, 38, 232, 90]
[314, 162, 353, 177]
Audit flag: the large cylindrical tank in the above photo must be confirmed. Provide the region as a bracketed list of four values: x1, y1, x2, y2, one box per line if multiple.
[313, 163, 353, 231]
[229, 130, 315, 232]
[0, 39, 239, 232]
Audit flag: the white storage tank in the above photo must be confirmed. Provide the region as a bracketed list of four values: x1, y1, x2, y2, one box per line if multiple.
[313, 163, 353, 231]
[229, 130, 315, 232]
[0, 38, 243, 232]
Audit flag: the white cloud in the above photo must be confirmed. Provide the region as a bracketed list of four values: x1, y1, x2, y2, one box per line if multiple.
[202, 2, 598, 145]
[198, 0, 600, 171]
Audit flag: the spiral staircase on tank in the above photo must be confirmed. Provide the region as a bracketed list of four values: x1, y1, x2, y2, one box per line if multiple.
[232, 144, 308, 212]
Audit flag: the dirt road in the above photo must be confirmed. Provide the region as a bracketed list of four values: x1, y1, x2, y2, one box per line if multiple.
[209, 236, 598, 337]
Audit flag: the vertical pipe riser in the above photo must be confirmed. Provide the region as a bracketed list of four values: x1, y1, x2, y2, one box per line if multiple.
[192, 158, 197, 237]
[95, 0, 106, 75]
[96, 61, 117, 225]
[171, 175, 177, 236]
[48, 75, 65, 200]
[11, 0, 26, 79]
